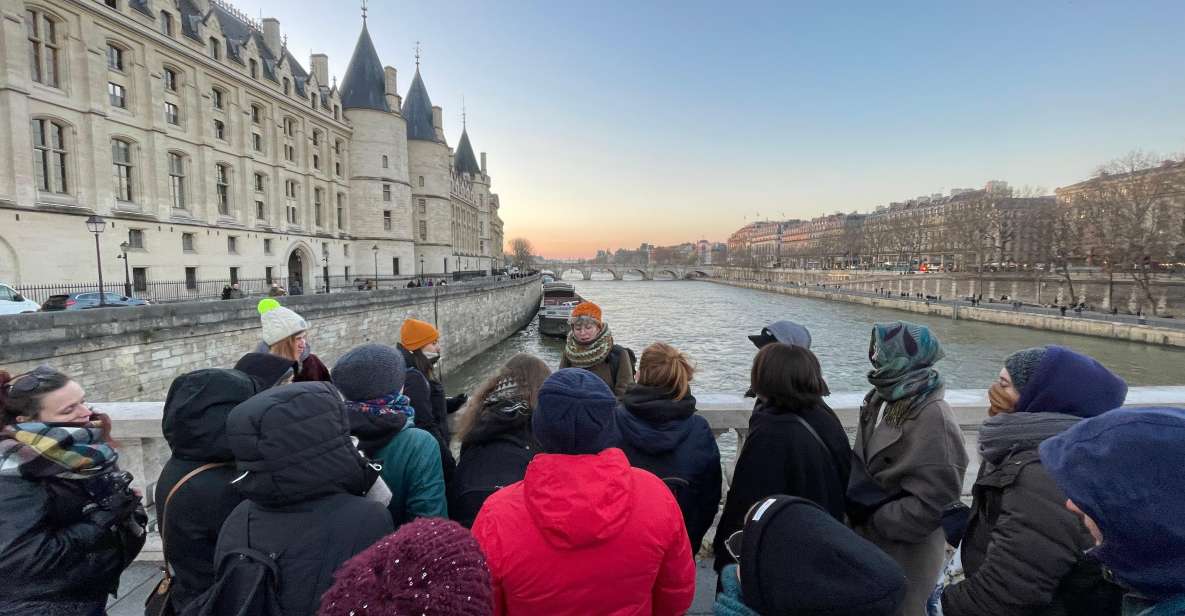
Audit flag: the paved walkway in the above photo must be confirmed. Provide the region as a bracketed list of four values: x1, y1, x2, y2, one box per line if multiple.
[111, 558, 721, 615]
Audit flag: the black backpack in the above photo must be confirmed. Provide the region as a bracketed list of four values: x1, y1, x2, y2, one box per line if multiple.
[607, 345, 637, 377]
[180, 511, 290, 616]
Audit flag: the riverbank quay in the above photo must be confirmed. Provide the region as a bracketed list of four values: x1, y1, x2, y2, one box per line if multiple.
[0, 275, 542, 401]
[710, 276, 1185, 348]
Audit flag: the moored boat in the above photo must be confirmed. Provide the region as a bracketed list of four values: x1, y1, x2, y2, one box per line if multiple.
[539, 281, 581, 337]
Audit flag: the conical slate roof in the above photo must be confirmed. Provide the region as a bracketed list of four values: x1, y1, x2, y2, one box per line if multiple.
[339, 24, 388, 112]
[454, 129, 481, 175]
[402, 69, 437, 141]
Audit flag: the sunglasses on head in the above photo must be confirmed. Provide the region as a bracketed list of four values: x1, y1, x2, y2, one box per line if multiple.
[5, 365, 56, 395]
[724, 529, 744, 562]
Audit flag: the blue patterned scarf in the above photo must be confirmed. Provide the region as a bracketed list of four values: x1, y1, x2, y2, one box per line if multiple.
[0, 422, 118, 480]
[866, 321, 945, 426]
[345, 392, 415, 422]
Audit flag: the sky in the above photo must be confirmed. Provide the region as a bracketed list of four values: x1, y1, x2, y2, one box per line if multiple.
[228, 0, 1185, 259]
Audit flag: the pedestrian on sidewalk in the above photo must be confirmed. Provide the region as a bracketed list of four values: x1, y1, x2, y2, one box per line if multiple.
[398, 318, 463, 483]
[332, 344, 447, 526]
[940, 346, 1126, 616]
[450, 354, 551, 528]
[616, 342, 721, 554]
[714, 342, 851, 577]
[256, 299, 331, 382]
[319, 517, 493, 616]
[559, 301, 635, 399]
[848, 321, 968, 616]
[0, 367, 147, 616]
[472, 369, 695, 616]
[714, 495, 905, 616]
[1041, 406, 1185, 616]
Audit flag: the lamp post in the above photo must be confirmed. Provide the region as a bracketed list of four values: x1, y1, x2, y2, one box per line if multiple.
[322, 252, 329, 294]
[118, 241, 131, 297]
[419, 256, 425, 283]
[372, 244, 379, 282]
[85, 215, 107, 306]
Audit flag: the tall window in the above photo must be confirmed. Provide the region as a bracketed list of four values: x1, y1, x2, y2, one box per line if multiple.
[314, 188, 323, 226]
[164, 102, 179, 125]
[216, 164, 230, 215]
[31, 119, 67, 194]
[227, 236, 238, 254]
[209, 38, 221, 60]
[256, 200, 265, 220]
[249, 59, 258, 78]
[111, 139, 133, 201]
[282, 78, 290, 95]
[254, 172, 265, 192]
[251, 104, 262, 124]
[108, 82, 126, 108]
[163, 68, 177, 91]
[211, 88, 224, 110]
[392, 258, 400, 276]
[382, 155, 388, 168]
[127, 228, 144, 248]
[106, 44, 124, 71]
[285, 180, 298, 224]
[185, 267, 197, 289]
[264, 239, 272, 254]
[419, 220, 427, 241]
[418, 175, 424, 187]
[336, 193, 345, 228]
[383, 210, 392, 231]
[382, 184, 391, 202]
[132, 268, 148, 292]
[168, 153, 185, 209]
[25, 10, 60, 87]
[213, 119, 225, 139]
[160, 11, 174, 36]
[181, 233, 195, 252]
[253, 133, 263, 152]
[418, 198, 426, 214]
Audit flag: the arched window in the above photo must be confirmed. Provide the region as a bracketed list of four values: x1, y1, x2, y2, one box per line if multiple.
[216, 163, 231, 215]
[111, 139, 134, 202]
[168, 152, 185, 209]
[249, 58, 258, 78]
[31, 118, 68, 194]
[26, 10, 61, 87]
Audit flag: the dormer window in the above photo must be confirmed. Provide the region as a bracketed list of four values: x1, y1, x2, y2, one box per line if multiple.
[249, 58, 258, 78]
[282, 78, 290, 95]
[209, 38, 221, 60]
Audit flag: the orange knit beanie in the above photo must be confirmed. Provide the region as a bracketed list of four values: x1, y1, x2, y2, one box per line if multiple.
[400, 318, 439, 351]
[570, 301, 602, 323]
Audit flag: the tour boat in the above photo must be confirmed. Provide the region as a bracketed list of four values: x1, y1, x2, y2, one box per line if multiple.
[539, 281, 581, 337]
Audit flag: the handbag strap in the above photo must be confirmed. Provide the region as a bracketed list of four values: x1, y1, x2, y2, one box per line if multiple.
[159, 462, 231, 575]
[784, 412, 845, 485]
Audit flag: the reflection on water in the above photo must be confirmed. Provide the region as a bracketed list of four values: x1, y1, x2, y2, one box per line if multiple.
[445, 279, 1185, 397]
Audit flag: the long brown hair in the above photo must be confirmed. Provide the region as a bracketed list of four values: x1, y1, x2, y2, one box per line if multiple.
[269, 334, 303, 363]
[456, 354, 552, 441]
[636, 342, 695, 401]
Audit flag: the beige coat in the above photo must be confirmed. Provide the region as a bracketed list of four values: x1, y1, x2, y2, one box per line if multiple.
[852, 388, 968, 616]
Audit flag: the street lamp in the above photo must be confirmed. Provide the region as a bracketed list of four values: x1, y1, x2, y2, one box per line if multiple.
[372, 244, 379, 282]
[322, 252, 330, 294]
[85, 215, 107, 306]
[118, 241, 131, 297]
[420, 256, 425, 282]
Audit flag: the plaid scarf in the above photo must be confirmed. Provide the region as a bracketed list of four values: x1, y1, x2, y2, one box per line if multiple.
[345, 392, 415, 421]
[0, 422, 118, 480]
[564, 323, 614, 368]
[865, 321, 945, 426]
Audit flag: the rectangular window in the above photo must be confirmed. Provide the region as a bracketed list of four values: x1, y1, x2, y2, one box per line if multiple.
[254, 173, 265, 192]
[335, 161, 341, 176]
[27, 10, 60, 88]
[285, 145, 294, 162]
[160, 11, 173, 36]
[392, 257, 400, 276]
[313, 154, 320, 170]
[264, 238, 272, 254]
[253, 133, 263, 152]
[382, 155, 388, 168]
[127, 228, 144, 249]
[265, 266, 274, 284]
[31, 119, 68, 194]
[108, 82, 127, 108]
[132, 267, 147, 293]
[163, 68, 177, 91]
[211, 88, 223, 109]
[227, 236, 238, 254]
[216, 165, 230, 215]
[213, 119, 225, 139]
[383, 184, 391, 202]
[164, 102, 179, 125]
[185, 267, 197, 290]
[314, 188, 323, 226]
[383, 210, 392, 231]
[229, 267, 239, 284]
[111, 139, 133, 201]
[419, 220, 427, 241]
[343, 244, 351, 257]
[418, 176, 424, 187]
[168, 153, 185, 208]
[106, 44, 123, 71]
[256, 200, 265, 220]
[336, 207, 344, 229]
[209, 38, 220, 60]
[286, 180, 298, 224]
[181, 233, 194, 252]
[251, 105, 261, 124]
[418, 198, 426, 214]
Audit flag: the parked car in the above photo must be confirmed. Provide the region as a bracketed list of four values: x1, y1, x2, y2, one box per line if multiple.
[0, 283, 40, 316]
[41, 292, 150, 311]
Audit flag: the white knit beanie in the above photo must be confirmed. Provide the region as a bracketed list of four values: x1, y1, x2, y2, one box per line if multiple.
[261, 306, 308, 345]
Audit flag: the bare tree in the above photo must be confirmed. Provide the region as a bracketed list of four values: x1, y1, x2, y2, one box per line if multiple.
[508, 237, 535, 269]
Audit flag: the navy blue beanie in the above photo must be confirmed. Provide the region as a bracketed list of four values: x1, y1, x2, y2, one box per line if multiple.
[532, 368, 619, 455]
[1013, 345, 1126, 418]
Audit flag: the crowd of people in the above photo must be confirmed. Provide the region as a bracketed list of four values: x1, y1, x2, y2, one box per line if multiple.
[0, 296, 1183, 616]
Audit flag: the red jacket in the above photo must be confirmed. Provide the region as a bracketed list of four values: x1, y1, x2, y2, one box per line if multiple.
[472, 448, 695, 616]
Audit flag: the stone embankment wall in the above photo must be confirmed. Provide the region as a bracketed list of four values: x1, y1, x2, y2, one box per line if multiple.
[712, 277, 1185, 348]
[0, 275, 542, 401]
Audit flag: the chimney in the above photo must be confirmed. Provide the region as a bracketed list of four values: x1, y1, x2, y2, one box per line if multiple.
[480, 152, 487, 175]
[383, 66, 397, 95]
[191, 0, 210, 12]
[310, 54, 328, 85]
[431, 105, 444, 140]
[262, 18, 281, 57]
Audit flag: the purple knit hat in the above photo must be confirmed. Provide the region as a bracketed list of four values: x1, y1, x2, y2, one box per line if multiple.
[318, 518, 493, 616]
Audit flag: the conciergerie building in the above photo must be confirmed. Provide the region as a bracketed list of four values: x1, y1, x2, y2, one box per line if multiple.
[0, 0, 505, 291]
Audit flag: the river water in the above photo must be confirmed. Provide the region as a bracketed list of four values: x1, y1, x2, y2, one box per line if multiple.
[444, 279, 1185, 396]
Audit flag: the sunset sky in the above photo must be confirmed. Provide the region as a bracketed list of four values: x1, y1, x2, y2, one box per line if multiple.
[228, 0, 1185, 259]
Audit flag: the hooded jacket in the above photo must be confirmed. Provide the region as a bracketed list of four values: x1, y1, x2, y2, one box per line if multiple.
[153, 369, 257, 613]
[399, 344, 457, 482]
[471, 448, 696, 616]
[616, 384, 721, 553]
[346, 404, 447, 525]
[713, 399, 851, 573]
[215, 382, 393, 616]
[1040, 407, 1185, 609]
[449, 398, 539, 528]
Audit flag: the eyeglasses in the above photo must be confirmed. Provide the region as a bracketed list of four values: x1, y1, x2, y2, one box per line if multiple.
[4, 365, 56, 396]
[724, 530, 744, 561]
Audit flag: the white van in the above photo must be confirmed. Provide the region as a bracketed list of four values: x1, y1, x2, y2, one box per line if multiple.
[0, 283, 40, 316]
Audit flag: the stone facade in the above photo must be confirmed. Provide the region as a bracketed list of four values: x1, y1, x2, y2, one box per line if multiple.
[0, 0, 504, 287]
[0, 275, 542, 401]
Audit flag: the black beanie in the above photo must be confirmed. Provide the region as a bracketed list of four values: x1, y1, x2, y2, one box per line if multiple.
[234, 352, 297, 391]
[740, 496, 906, 616]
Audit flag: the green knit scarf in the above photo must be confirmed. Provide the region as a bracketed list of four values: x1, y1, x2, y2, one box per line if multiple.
[564, 323, 614, 368]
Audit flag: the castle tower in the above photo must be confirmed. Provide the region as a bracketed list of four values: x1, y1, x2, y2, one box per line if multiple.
[340, 20, 414, 278]
[403, 63, 454, 277]
[453, 125, 496, 271]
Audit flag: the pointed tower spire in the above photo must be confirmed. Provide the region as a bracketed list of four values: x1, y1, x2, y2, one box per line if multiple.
[402, 45, 438, 141]
[454, 123, 480, 175]
[339, 18, 388, 111]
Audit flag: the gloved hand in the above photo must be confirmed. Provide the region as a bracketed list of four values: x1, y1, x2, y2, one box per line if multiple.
[941, 502, 971, 548]
[446, 393, 468, 414]
[83, 488, 142, 533]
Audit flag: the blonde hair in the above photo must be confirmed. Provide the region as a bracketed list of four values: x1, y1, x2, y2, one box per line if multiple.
[637, 342, 695, 401]
[269, 333, 304, 363]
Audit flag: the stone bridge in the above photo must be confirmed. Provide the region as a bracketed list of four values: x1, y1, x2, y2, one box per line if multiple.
[536, 261, 717, 281]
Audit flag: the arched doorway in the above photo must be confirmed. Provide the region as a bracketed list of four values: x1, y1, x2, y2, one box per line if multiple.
[287, 250, 305, 295]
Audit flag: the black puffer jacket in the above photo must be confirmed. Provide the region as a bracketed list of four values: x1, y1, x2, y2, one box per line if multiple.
[153, 369, 258, 613]
[713, 399, 851, 573]
[941, 448, 1122, 616]
[399, 345, 457, 482]
[216, 382, 393, 616]
[615, 385, 721, 553]
[449, 398, 538, 528]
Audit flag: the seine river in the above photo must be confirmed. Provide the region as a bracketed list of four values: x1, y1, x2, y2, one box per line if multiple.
[444, 279, 1184, 396]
